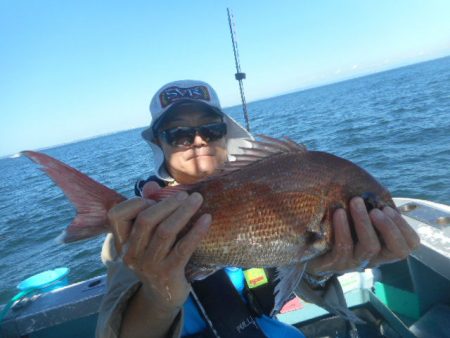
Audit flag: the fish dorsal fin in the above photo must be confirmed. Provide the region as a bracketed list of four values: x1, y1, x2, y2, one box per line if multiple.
[221, 135, 307, 173]
[147, 184, 195, 201]
[253, 135, 307, 153]
[161, 136, 307, 186]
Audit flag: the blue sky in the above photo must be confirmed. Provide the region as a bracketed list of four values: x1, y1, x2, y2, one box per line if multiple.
[1, 0, 449, 157]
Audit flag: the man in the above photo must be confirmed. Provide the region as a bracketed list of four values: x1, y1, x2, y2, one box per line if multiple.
[96, 80, 420, 338]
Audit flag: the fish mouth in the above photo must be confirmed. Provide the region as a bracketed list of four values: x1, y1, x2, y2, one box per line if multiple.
[361, 191, 396, 211]
[361, 192, 381, 212]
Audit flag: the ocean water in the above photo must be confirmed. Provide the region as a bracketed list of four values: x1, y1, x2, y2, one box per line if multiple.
[0, 56, 449, 303]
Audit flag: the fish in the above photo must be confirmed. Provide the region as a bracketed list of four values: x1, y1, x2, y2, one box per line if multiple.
[22, 135, 395, 321]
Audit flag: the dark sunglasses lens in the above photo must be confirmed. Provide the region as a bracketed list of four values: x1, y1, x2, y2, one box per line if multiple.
[164, 128, 196, 147]
[199, 123, 227, 142]
[162, 122, 227, 147]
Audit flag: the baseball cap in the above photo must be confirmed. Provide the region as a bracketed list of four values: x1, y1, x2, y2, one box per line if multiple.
[142, 80, 253, 182]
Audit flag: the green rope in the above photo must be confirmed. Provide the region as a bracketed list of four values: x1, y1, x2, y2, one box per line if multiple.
[0, 289, 35, 324]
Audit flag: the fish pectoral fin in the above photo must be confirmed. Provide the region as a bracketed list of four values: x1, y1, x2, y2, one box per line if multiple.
[295, 275, 364, 324]
[148, 184, 195, 201]
[272, 263, 307, 316]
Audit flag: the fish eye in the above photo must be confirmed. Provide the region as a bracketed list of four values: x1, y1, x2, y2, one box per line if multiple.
[304, 231, 322, 245]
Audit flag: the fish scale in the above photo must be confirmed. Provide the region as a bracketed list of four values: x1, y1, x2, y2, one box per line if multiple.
[179, 138, 394, 273]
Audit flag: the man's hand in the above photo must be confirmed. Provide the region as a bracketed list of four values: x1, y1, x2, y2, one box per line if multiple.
[107, 181, 211, 321]
[306, 196, 421, 276]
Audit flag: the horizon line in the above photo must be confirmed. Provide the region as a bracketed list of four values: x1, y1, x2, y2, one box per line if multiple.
[3, 53, 449, 159]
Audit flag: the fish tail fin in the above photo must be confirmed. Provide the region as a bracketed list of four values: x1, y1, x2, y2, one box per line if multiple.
[22, 151, 126, 243]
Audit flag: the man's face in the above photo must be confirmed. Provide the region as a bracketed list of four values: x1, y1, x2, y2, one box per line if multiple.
[156, 106, 228, 184]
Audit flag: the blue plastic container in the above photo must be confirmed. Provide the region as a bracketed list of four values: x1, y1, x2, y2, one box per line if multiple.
[1, 267, 70, 323]
[17, 267, 70, 293]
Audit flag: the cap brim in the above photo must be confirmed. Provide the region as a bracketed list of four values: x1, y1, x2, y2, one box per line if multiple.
[153, 100, 224, 132]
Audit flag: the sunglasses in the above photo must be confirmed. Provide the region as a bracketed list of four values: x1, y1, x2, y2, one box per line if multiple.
[159, 122, 227, 147]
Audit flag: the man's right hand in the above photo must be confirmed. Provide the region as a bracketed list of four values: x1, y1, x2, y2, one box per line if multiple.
[107, 181, 211, 319]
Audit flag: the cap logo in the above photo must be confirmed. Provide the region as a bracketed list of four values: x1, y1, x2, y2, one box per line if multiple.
[159, 85, 211, 108]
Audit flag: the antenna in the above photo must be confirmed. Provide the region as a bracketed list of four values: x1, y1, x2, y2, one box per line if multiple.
[227, 8, 250, 132]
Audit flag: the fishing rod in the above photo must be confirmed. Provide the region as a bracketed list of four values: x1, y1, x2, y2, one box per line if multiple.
[227, 8, 251, 132]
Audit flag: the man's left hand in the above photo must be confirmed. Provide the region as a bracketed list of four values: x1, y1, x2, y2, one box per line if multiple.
[306, 196, 421, 276]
